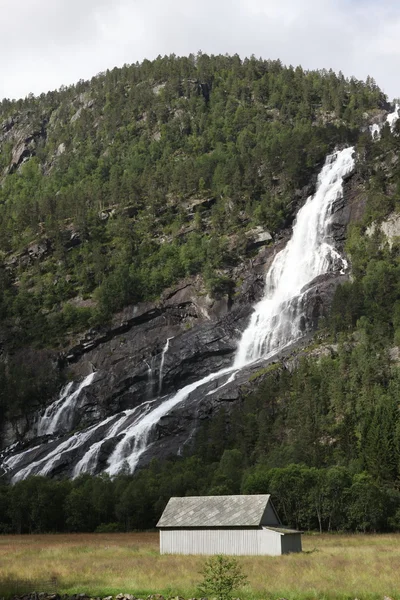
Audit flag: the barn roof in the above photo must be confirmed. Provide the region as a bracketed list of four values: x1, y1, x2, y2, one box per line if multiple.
[264, 526, 302, 535]
[157, 494, 277, 528]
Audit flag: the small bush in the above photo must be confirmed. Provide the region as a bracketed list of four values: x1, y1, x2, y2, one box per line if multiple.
[198, 554, 247, 600]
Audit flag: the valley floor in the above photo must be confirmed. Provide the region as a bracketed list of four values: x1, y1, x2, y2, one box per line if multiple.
[0, 532, 399, 600]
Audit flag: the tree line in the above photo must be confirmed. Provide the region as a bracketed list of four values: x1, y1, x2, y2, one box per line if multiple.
[0, 462, 397, 534]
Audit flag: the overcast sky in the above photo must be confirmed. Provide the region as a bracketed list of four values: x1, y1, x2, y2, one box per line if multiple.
[1, 0, 399, 101]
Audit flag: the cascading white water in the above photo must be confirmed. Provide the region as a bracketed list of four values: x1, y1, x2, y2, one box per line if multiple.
[145, 359, 155, 399]
[386, 103, 400, 131]
[72, 403, 149, 477]
[10, 412, 117, 482]
[3, 146, 355, 481]
[147, 353, 164, 399]
[159, 337, 173, 393]
[234, 147, 354, 367]
[37, 382, 74, 436]
[369, 103, 399, 139]
[101, 146, 355, 475]
[370, 123, 381, 139]
[71, 397, 161, 477]
[105, 366, 235, 475]
[37, 373, 95, 436]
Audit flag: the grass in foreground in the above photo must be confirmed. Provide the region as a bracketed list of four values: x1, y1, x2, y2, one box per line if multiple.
[0, 532, 399, 600]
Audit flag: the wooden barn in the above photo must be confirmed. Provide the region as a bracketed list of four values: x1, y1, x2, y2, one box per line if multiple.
[157, 494, 302, 556]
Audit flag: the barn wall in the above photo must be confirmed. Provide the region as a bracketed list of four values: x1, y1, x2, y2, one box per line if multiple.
[260, 503, 280, 526]
[258, 528, 282, 555]
[281, 533, 302, 554]
[160, 529, 284, 555]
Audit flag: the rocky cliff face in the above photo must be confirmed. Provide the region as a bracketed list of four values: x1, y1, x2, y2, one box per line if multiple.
[0, 168, 364, 480]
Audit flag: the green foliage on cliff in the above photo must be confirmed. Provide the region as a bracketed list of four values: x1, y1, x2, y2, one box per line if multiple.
[0, 54, 386, 350]
[3, 108, 400, 536]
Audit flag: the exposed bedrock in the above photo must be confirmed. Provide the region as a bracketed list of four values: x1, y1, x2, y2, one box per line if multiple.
[0, 167, 364, 479]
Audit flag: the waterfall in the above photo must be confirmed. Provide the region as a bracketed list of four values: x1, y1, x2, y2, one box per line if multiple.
[105, 366, 234, 475]
[369, 103, 399, 139]
[71, 398, 160, 478]
[386, 104, 400, 132]
[159, 337, 173, 394]
[145, 356, 157, 399]
[37, 372, 95, 436]
[102, 146, 355, 476]
[234, 147, 354, 367]
[370, 123, 381, 139]
[10, 413, 118, 482]
[4, 146, 355, 481]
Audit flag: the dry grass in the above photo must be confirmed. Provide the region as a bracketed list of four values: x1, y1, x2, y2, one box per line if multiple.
[0, 532, 399, 600]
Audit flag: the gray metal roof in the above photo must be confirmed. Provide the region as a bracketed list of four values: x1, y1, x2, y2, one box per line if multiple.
[157, 494, 274, 528]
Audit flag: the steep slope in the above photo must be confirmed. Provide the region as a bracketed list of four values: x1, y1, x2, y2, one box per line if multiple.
[0, 55, 392, 483]
[0, 144, 369, 480]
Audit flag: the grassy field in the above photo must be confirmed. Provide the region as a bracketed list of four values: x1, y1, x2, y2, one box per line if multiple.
[0, 532, 399, 600]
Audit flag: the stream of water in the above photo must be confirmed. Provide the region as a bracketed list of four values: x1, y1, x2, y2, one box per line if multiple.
[3, 146, 356, 481]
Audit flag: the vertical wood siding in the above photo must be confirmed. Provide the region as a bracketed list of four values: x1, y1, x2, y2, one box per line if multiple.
[258, 528, 282, 555]
[160, 528, 286, 555]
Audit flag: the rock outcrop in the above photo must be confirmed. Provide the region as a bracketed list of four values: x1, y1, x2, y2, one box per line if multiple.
[366, 212, 400, 248]
[0, 111, 47, 176]
[0, 160, 366, 481]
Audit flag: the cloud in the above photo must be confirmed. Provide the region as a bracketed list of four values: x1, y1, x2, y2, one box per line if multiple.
[0, 0, 399, 100]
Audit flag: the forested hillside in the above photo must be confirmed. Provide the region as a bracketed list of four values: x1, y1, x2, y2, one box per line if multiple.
[1, 54, 400, 534]
[0, 55, 386, 422]
[0, 55, 385, 339]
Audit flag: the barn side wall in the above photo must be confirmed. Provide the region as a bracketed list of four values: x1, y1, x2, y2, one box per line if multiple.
[160, 528, 284, 555]
[281, 533, 302, 554]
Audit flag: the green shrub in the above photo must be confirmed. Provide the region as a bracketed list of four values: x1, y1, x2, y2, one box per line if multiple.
[198, 555, 247, 600]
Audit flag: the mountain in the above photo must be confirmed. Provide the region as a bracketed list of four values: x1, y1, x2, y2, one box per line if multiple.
[1, 54, 400, 533]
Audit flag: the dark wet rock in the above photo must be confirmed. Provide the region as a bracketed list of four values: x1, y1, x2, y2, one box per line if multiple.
[0, 164, 366, 479]
[64, 230, 82, 250]
[0, 251, 348, 479]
